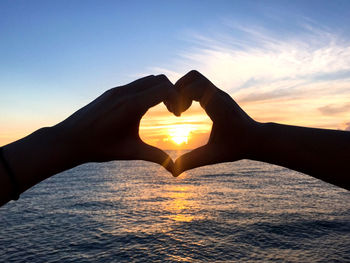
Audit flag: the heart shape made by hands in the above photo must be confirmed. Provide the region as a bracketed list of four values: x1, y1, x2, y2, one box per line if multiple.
[136, 70, 254, 177]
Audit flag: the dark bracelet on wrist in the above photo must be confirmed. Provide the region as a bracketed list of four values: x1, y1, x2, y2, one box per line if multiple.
[0, 147, 20, 200]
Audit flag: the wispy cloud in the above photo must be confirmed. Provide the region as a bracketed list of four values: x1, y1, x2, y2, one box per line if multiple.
[149, 22, 350, 130]
[318, 102, 350, 116]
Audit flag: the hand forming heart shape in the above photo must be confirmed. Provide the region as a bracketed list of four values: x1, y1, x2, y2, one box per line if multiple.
[3, 69, 349, 206]
[60, 71, 257, 178]
[167, 70, 258, 176]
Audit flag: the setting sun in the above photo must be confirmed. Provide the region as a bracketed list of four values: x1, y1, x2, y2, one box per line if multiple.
[168, 125, 192, 145]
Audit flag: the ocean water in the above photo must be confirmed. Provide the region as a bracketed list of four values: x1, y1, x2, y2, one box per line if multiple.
[1, 150, 349, 262]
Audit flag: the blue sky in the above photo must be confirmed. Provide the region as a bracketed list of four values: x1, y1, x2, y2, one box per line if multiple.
[1, 0, 350, 145]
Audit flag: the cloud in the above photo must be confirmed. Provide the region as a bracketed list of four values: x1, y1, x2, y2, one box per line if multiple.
[148, 22, 350, 130]
[318, 103, 350, 116]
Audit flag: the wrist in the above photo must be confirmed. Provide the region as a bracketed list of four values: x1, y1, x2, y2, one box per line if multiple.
[49, 123, 88, 165]
[242, 120, 268, 160]
[3, 125, 82, 193]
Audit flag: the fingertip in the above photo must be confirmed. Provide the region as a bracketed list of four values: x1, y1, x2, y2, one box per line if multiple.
[187, 70, 202, 79]
[136, 143, 176, 175]
[163, 100, 173, 114]
[173, 144, 214, 176]
[174, 111, 181, 117]
[163, 85, 183, 116]
[173, 159, 185, 177]
[173, 170, 183, 177]
[156, 74, 172, 84]
[163, 156, 175, 174]
[172, 172, 180, 178]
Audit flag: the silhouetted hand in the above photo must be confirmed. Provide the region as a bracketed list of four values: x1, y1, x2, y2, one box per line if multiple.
[55, 75, 176, 172]
[171, 71, 350, 191]
[1, 75, 179, 205]
[171, 70, 258, 176]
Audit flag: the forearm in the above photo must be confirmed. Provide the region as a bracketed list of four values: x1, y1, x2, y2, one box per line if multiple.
[0, 126, 81, 206]
[248, 122, 350, 190]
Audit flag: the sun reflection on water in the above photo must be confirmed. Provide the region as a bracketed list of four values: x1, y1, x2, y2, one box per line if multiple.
[163, 184, 203, 222]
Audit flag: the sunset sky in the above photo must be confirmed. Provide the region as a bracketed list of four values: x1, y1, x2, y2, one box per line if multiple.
[1, 0, 350, 149]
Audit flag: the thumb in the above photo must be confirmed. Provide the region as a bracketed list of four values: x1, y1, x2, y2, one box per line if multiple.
[135, 142, 174, 174]
[173, 144, 220, 177]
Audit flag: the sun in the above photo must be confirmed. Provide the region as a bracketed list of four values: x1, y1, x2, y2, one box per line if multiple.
[168, 125, 192, 145]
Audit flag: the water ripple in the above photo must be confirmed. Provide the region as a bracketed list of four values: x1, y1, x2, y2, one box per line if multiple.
[1, 158, 350, 262]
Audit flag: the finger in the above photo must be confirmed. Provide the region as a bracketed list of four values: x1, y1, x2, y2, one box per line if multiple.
[135, 80, 178, 114]
[174, 70, 230, 122]
[110, 74, 173, 97]
[125, 74, 173, 93]
[163, 100, 178, 116]
[135, 142, 174, 174]
[174, 70, 214, 103]
[173, 144, 221, 177]
[163, 96, 182, 116]
[172, 72, 195, 115]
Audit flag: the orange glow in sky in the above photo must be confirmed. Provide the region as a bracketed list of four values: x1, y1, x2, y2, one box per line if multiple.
[139, 102, 212, 150]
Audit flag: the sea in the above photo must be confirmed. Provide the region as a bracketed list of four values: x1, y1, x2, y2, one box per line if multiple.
[1, 150, 349, 262]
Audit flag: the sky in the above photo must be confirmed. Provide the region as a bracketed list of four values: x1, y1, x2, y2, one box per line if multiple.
[1, 0, 350, 149]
